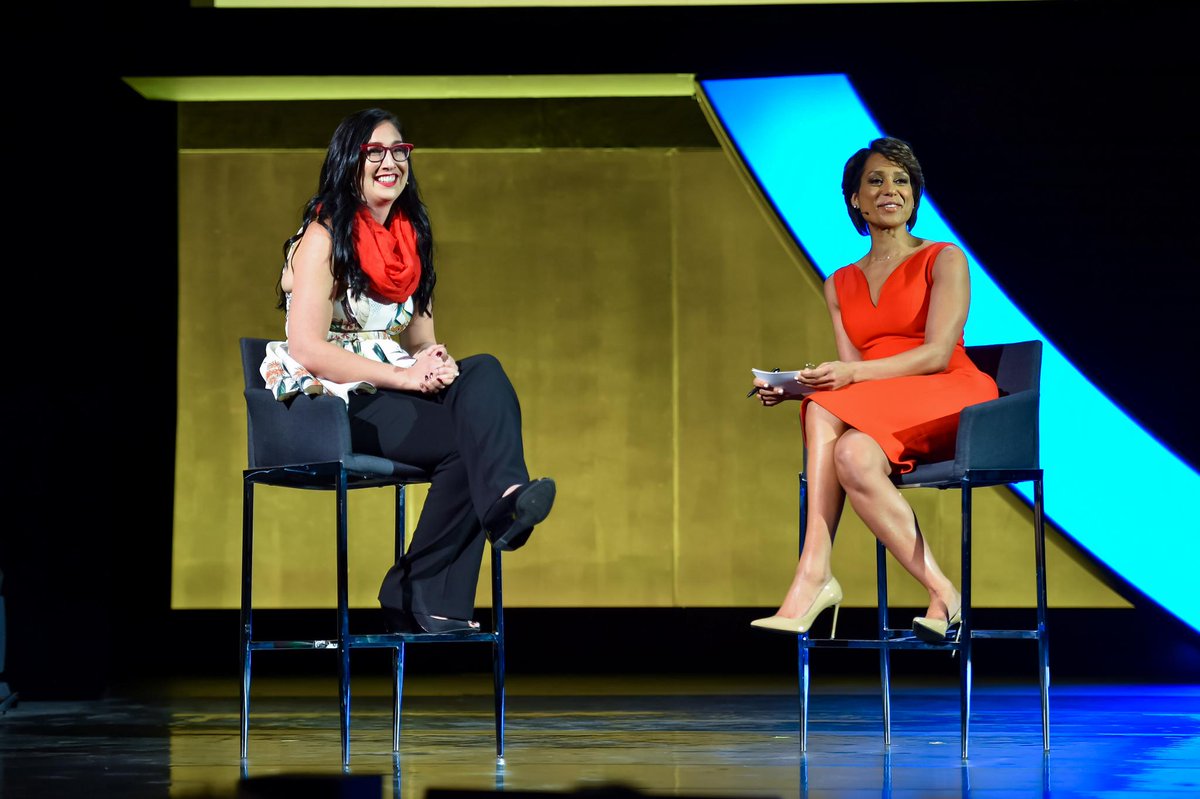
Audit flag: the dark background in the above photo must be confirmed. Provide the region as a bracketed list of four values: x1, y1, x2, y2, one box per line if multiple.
[3, 0, 1196, 699]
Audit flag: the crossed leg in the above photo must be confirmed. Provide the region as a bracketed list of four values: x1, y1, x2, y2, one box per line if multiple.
[834, 428, 960, 622]
[775, 403, 847, 618]
[773, 403, 960, 623]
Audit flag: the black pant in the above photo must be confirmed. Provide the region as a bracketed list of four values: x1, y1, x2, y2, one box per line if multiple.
[347, 353, 530, 619]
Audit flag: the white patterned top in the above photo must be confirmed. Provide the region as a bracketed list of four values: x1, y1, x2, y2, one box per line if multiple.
[260, 286, 416, 404]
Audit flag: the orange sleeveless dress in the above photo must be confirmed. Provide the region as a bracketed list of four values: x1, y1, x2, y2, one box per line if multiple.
[802, 242, 999, 474]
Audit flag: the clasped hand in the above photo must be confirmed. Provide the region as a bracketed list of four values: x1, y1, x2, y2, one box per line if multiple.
[408, 344, 459, 393]
[754, 360, 854, 406]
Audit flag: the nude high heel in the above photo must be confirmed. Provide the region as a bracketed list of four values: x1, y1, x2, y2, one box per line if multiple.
[751, 577, 843, 637]
[912, 606, 962, 643]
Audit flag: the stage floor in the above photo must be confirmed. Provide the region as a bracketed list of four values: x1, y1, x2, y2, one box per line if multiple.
[1, 673, 1197, 798]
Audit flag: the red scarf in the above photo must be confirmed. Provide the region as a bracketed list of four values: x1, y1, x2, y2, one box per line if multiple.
[353, 206, 422, 303]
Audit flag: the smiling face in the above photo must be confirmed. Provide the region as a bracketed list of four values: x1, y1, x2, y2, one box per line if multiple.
[852, 151, 916, 232]
[359, 121, 410, 220]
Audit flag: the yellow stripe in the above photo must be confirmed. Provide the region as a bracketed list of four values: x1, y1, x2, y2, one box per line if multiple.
[123, 74, 697, 102]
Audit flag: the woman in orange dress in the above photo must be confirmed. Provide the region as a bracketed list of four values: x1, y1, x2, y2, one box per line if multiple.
[751, 137, 998, 642]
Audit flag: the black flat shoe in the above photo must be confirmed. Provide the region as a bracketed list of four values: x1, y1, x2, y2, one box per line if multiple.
[383, 607, 480, 634]
[412, 613, 481, 634]
[484, 477, 557, 551]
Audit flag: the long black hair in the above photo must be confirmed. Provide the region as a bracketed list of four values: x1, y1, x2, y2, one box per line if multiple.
[277, 108, 436, 316]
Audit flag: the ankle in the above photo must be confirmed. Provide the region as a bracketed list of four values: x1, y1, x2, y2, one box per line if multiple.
[795, 568, 833, 588]
[925, 590, 960, 619]
[795, 551, 831, 577]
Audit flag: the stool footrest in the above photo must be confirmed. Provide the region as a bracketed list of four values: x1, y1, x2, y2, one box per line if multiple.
[971, 629, 1042, 639]
[801, 628, 1043, 650]
[248, 640, 340, 651]
[349, 632, 500, 646]
[247, 632, 501, 651]
[803, 637, 958, 651]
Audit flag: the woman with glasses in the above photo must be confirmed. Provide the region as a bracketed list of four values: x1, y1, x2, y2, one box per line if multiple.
[260, 108, 555, 634]
[749, 137, 998, 643]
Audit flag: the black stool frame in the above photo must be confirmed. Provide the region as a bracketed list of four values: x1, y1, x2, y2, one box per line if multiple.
[238, 337, 506, 767]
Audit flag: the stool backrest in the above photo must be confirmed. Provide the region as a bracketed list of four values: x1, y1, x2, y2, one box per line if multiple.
[964, 340, 1042, 398]
[239, 336, 354, 469]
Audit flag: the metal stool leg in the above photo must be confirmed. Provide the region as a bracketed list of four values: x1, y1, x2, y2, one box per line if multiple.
[239, 478, 255, 761]
[491, 547, 507, 765]
[798, 634, 810, 752]
[392, 485, 407, 754]
[797, 470, 811, 753]
[1033, 477, 1050, 751]
[876, 539, 892, 747]
[335, 469, 352, 768]
[960, 481, 973, 760]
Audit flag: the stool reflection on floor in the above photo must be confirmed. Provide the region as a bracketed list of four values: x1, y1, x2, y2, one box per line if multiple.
[1, 676, 1196, 798]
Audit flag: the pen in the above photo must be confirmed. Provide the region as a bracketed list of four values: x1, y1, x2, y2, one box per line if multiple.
[747, 367, 780, 398]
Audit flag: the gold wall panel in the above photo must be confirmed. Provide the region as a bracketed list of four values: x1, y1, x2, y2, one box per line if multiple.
[174, 146, 1127, 610]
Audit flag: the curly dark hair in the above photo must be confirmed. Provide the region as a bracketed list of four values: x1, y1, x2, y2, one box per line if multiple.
[841, 137, 925, 236]
[277, 108, 436, 315]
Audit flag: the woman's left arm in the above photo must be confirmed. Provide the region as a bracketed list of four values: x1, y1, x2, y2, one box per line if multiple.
[806, 245, 970, 388]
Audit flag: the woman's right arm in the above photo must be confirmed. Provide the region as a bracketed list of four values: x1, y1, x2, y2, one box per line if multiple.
[784, 276, 862, 394]
[824, 274, 862, 364]
[284, 223, 442, 392]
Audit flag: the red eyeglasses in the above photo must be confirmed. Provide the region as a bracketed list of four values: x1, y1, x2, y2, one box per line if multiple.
[360, 142, 415, 163]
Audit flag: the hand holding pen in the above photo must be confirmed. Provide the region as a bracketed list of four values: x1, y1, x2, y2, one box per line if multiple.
[747, 367, 780, 398]
[748, 363, 818, 399]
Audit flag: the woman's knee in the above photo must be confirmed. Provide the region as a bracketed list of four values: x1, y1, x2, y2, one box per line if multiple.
[458, 353, 517, 393]
[460, 352, 505, 379]
[833, 432, 887, 490]
[465, 352, 500, 369]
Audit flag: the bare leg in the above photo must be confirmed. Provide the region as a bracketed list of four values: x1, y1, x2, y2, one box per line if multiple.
[776, 404, 849, 617]
[834, 429, 961, 621]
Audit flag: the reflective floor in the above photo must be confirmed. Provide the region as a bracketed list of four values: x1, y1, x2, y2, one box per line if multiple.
[1, 673, 1198, 798]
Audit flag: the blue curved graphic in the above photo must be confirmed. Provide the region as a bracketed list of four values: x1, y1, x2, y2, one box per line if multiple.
[701, 74, 1199, 634]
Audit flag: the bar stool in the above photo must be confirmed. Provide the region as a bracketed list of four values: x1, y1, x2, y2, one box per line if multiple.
[238, 337, 507, 766]
[794, 339, 1048, 759]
